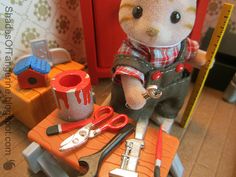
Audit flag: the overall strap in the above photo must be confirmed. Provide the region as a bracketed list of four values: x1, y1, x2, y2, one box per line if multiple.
[175, 39, 187, 63]
[112, 54, 155, 75]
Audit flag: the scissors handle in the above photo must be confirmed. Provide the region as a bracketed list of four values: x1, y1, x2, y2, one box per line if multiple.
[93, 106, 114, 125]
[100, 114, 129, 132]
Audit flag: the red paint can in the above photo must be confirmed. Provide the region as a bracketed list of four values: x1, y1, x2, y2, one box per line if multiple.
[51, 70, 93, 121]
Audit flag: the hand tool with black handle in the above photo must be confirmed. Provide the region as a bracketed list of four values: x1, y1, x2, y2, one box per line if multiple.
[78, 123, 135, 177]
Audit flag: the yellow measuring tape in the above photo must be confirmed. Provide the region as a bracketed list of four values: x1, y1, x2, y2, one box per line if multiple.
[180, 3, 234, 128]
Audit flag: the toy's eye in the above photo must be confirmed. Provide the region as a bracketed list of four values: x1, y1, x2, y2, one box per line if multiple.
[132, 6, 143, 19]
[170, 11, 181, 24]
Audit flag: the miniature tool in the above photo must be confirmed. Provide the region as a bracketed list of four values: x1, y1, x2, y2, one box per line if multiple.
[126, 85, 162, 108]
[142, 85, 162, 100]
[31, 39, 53, 65]
[60, 106, 129, 151]
[181, 3, 234, 128]
[154, 126, 163, 177]
[78, 123, 135, 177]
[109, 116, 149, 177]
[46, 118, 93, 136]
[16, 39, 71, 66]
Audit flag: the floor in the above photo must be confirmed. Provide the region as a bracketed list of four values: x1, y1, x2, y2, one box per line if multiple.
[0, 79, 235, 177]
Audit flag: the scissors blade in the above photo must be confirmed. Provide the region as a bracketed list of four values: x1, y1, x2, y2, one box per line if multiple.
[88, 129, 101, 138]
[59, 123, 93, 151]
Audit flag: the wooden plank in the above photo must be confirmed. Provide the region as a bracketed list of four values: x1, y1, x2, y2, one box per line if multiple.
[2, 159, 32, 177]
[0, 156, 15, 177]
[0, 121, 28, 159]
[233, 167, 236, 177]
[0, 120, 30, 176]
[11, 73, 17, 80]
[0, 75, 39, 102]
[0, 75, 40, 102]
[1, 74, 39, 101]
[0, 76, 43, 128]
[55, 61, 85, 71]
[190, 163, 213, 177]
[215, 106, 236, 177]
[190, 97, 235, 177]
[48, 67, 63, 79]
[0, 119, 33, 177]
[11, 90, 46, 128]
[11, 81, 40, 101]
[178, 87, 221, 177]
[0, 74, 40, 106]
[0, 119, 28, 151]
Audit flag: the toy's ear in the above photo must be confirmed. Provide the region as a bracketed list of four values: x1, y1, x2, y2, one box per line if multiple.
[192, 0, 197, 3]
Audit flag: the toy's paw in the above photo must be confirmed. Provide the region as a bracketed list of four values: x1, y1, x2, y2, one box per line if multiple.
[189, 50, 208, 69]
[121, 75, 146, 110]
[125, 90, 146, 110]
[151, 113, 174, 133]
[196, 50, 207, 66]
[196, 50, 215, 69]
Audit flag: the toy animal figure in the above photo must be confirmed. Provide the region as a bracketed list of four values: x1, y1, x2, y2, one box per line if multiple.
[110, 0, 207, 133]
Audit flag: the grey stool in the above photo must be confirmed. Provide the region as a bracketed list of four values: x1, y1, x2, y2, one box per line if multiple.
[223, 73, 236, 104]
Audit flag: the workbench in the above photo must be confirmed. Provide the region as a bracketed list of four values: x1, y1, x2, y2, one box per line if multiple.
[0, 61, 84, 128]
[23, 105, 183, 177]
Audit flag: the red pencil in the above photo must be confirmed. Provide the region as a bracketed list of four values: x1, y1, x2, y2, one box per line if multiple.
[154, 126, 162, 177]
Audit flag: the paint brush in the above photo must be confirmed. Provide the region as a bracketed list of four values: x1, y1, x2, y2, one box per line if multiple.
[46, 118, 93, 136]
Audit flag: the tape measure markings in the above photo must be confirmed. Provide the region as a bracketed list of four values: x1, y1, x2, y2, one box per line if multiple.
[181, 3, 234, 128]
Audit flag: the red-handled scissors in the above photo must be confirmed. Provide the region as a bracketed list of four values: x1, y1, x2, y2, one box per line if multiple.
[59, 106, 129, 151]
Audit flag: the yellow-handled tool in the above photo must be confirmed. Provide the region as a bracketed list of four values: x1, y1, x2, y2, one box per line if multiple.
[181, 3, 234, 128]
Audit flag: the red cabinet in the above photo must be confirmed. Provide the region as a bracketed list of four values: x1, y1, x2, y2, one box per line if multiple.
[192, 0, 210, 41]
[80, 0, 209, 84]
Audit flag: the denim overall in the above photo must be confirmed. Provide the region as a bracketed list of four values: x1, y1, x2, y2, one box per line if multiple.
[110, 40, 190, 121]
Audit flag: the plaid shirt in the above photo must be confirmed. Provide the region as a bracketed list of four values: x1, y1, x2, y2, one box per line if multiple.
[114, 38, 199, 83]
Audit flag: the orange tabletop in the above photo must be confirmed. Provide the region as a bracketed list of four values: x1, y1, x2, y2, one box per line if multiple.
[28, 105, 179, 177]
[0, 61, 84, 128]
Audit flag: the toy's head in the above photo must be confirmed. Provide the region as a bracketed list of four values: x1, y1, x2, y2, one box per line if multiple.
[119, 0, 197, 47]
